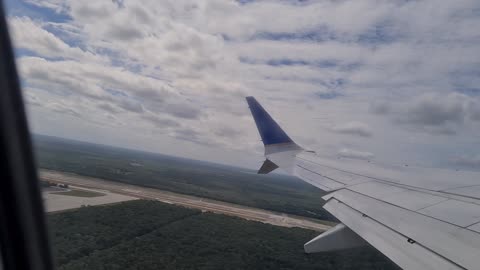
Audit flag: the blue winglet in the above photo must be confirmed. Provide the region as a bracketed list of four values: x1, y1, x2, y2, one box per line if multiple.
[246, 96, 294, 145]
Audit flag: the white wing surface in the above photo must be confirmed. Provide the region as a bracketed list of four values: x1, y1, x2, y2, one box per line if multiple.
[246, 96, 480, 270]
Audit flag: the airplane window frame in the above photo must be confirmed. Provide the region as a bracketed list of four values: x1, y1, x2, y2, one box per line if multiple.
[0, 1, 53, 270]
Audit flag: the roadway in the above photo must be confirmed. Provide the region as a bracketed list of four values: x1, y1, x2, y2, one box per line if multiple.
[39, 169, 333, 232]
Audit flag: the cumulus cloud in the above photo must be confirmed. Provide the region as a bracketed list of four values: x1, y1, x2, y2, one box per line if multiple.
[392, 93, 480, 135]
[5, 0, 480, 167]
[332, 121, 372, 137]
[9, 16, 104, 63]
[402, 93, 468, 126]
[338, 148, 374, 160]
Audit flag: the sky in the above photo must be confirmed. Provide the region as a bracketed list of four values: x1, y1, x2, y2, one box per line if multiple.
[4, 0, 480, 170]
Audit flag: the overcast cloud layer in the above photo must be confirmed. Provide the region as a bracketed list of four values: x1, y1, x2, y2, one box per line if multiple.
[5, 0, 480, 169]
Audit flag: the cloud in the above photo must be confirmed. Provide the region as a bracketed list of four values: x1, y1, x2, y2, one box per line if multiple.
[401, 93, 467, 126]
[315, 92, 341, 100]
[163, 103, 202, 120]
[9, 16, 104, 63]
[16, 56, 180, 111]
[23, 91, 42, 107]
[142, 114, 180, 128]
[47, 102, 82, 118]
[369, 100, 390, 115]
[170, 127, 218, 147]
[70, 2, 116, 21]
[468, 101, 480, 121]
[213, 125, 243, 138]
[392, 93, 480, 135]
[338, 148, 374, 160]
[332, 121, 372, 137]
[118, 99, 144, 113]
[97, 103, 119, 114]
[450, 155, 480, 170]
[6, 0, 480, 168]
[24, 0, 67, 13]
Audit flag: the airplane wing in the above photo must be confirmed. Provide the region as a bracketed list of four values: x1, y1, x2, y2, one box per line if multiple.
[246, 96, 480, 270]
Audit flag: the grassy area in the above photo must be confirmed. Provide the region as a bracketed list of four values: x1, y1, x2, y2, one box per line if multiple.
[53, 189, 105, 198]
[48, 200, 399, 270]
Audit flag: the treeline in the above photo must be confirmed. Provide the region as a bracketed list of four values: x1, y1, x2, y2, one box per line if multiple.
[48, 200, 199, 266]
[48, 200, 399, 270]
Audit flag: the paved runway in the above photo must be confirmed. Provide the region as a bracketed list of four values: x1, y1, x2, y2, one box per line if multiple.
[40, 169, 333, 232]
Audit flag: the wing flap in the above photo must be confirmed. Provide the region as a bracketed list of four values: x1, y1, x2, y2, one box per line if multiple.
[419, 199, 480, 227]
[326, 189, 480, 270]
[324, 197, 464, 270]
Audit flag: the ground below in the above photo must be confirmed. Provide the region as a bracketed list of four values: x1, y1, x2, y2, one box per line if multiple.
[48, 200, 399, 270]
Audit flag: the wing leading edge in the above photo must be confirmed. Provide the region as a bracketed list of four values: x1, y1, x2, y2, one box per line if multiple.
[246, 96, 480, 270]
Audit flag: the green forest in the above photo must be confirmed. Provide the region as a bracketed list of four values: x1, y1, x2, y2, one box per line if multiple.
[48, 200, 399, 270]
[34, 134, 335, 220]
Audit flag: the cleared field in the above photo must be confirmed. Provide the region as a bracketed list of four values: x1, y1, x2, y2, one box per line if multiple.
[43, 186, 137, 213]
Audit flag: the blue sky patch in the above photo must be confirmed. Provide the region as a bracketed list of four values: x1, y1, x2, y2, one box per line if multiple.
[315, 91, 343, 100]
[239, 56, 362, 71]
[320, 78, 347, 90]
[105, 88, 129, 98]
[252, 27, 335, 42]
[14, 48, 38, 58]
[266, 59, 338, 68]
[5, 0, 70, 22]
[455, 88, 480, 96]
[236, 0, 311, 5]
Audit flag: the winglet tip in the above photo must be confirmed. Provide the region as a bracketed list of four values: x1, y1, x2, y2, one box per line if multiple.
[245, 96, 294, 146]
